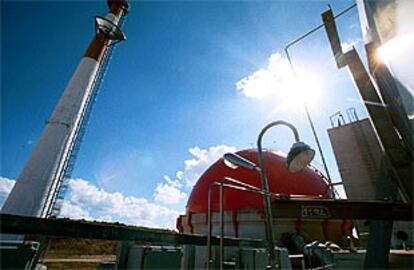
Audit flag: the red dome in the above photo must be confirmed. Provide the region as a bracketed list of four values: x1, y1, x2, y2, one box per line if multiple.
[186, 149, 331, 214]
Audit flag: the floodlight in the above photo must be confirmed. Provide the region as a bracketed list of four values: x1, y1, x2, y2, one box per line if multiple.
[286, 141, 315, 172]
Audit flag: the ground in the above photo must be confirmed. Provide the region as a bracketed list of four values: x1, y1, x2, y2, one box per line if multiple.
[41, 238, 119, 269]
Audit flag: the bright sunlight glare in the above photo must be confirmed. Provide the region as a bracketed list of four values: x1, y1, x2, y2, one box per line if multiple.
[236, 53, 322, 111]
[377, 32, 414, 62]
[278, 71, 322, 109]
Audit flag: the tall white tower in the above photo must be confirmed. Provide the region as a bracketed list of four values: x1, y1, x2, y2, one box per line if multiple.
[2, 0, 129, 218]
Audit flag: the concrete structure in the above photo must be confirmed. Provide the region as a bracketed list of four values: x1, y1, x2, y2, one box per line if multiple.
[328, 117, 413, 248]
[1, 0, 129, 218]
[328, 118, 382, 201]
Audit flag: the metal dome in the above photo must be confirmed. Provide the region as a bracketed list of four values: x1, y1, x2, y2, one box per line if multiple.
[186, 149, 332, 214]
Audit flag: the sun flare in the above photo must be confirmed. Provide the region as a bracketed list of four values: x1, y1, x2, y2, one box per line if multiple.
[377, 32, 414, 62]
[276, 71, 322, 109]
[236, 53, 322, 111]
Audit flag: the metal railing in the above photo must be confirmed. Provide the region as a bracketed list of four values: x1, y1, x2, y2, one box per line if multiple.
[206, 177, 327, 269]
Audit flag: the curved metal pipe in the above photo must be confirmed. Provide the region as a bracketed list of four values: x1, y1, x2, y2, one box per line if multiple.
[256, 120, 301, 269]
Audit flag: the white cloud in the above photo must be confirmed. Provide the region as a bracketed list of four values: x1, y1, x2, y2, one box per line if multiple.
[0, 176, 15, 208]
[151, 144, 237, 208]
[64, 178, 180, 228]
[152, 145, 237, 207]
[236, 53, 293, 100]
[96, 215, 114, 222]
[341, 38, 361, 52]
[182, 145, 237, 187]
[164, 175, 182, 188]
[235, 53, 321, 108]
[0, 176, 180, 229]
[59, 201, 92, 220]
[154, 182, 186, 205]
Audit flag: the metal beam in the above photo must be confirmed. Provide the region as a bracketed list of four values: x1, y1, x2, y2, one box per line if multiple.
[321, 8, 412, 202]
[0, 214, 265, 248]
[364, 154, 397, 269]
[271, 198, 413, 220]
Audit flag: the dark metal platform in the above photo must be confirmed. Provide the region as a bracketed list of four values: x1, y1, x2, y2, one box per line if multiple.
[0, 214, 265, 247]
[272, 198, 413, 220]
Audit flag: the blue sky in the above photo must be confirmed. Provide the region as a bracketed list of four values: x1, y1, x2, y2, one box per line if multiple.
[1, 0, 367, 228]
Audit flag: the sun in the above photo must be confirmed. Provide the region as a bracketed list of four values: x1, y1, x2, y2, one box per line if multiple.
[275, 70, 322, 110]
[236, 52, 323, 112]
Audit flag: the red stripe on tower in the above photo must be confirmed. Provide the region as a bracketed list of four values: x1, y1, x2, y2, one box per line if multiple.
[85, 0, 129, 61]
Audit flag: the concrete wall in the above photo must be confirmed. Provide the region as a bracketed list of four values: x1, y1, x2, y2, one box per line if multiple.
[328, 118, 383, 200]
[328, 118, 413, 248]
